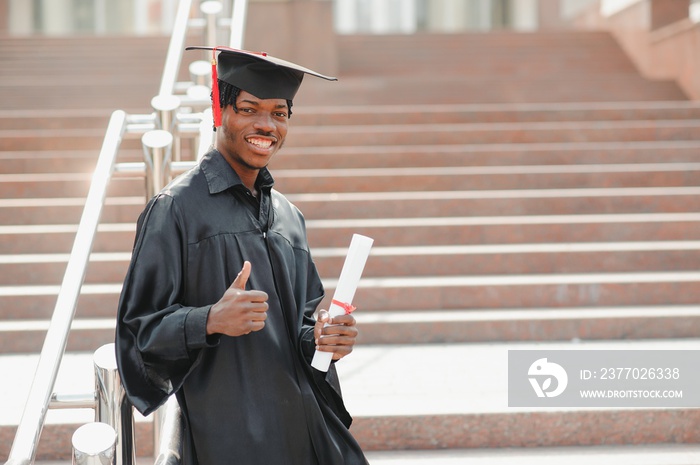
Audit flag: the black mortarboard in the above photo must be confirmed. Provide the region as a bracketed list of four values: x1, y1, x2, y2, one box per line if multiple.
[186, 46, 337, 127]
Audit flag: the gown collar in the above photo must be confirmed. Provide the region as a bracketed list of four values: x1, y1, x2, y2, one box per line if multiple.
[200, 149, 275, 195]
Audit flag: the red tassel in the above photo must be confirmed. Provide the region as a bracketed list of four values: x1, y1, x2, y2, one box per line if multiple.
[211, 48, 222, 128]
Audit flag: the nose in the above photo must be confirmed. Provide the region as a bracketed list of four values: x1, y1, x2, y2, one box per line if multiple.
[252, 112, 276, 133]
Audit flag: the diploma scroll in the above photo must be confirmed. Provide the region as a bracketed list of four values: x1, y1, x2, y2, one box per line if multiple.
[311, 234, 374, 372]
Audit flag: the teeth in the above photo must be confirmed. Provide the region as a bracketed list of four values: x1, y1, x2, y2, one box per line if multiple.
[247, 138, 272, 149]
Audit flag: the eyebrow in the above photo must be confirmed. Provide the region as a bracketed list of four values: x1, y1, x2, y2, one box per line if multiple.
[239, 99, 288, 110]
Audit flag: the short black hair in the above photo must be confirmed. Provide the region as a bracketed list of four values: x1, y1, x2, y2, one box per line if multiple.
[214, 80, 293, 131]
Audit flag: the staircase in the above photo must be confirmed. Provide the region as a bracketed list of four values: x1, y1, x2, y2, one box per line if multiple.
[2, 30, 700, 462]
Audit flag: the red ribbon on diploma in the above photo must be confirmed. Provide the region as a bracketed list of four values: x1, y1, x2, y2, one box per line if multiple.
[332, 299, 356, 315]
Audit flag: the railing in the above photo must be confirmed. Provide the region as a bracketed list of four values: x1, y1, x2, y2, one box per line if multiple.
[4, 0, 248, 463]
[5, 109, 129, 465]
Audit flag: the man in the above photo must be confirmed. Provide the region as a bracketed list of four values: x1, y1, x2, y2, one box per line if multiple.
[116, 46, 368, 465]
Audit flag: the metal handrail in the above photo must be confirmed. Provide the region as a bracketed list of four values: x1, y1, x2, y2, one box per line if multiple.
[5, 110, 128, 465]
[5, 1, 246, 462]
[230, 0, 248, 48]
[159, 0, 194, 97]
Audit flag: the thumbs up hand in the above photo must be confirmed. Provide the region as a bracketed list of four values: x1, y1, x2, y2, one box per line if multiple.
[206, 261, 269, 337]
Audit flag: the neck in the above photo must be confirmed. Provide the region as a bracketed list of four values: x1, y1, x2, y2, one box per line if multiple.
[238, 171, 259, 195]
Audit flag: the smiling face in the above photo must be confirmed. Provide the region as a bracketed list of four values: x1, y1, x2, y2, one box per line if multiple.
[216, 90, 289, 187]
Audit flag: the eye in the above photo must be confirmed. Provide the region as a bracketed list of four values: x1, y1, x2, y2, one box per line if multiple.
[274, 111, 288, 119]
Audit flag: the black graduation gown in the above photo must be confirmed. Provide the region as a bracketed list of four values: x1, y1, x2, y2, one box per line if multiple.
[115, 150, 368, 465]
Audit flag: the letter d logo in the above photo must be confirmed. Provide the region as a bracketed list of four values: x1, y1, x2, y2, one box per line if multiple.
[528, 358, 568, 398]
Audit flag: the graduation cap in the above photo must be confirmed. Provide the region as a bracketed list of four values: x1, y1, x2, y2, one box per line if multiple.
[186, 46, 337, 127]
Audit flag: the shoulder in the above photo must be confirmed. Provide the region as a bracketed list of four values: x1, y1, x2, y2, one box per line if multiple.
[269, 189, 310, 249]
[136, 166, 207, 232]
[271, 189, 305, 223]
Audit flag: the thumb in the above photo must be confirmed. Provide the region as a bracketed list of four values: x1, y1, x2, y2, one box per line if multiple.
[231, 261, 251, 290]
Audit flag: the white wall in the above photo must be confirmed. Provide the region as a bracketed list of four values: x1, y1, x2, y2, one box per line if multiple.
[334, 0, 546, 34]
[600, 0, 643, 17]
[8, 0, 33, 34]
[560, 0, 599, 19]
[512, 0, 538, 31]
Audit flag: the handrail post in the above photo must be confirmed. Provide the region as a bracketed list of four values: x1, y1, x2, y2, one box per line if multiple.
[142, 130, 174, 198]
[94, 344, 134, 465]
[201, 1, 223, 47]
[72, 422, 117, 465]
[153, 397, 184, 465]
[152, 95, 181, 161]
[189, 60, 211, 86]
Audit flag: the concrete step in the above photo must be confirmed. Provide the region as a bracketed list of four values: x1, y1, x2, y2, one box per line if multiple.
[293, 101, 700, 126]
[0, 197, 146, 225]
[28, 445, 700, 465]
[338, 339, 700, 448]
[0, 149, 143, 174]
[1, 272, 700, 332]
[0, 37, 168, 112]
[0, 174, 146, 199]
[0, 84, 162, 114]
[337, 31, 638, 75]
[6, 141, 700, 176]
[366, 445, 700, 465]
[3, 242, 700, 286]
[6, 119, 700, 152]
[0, 138, 669, 175]
[284, 120, 700, 147]
[3, 187, 700, 225]
[0, 129, 144, 151]
[354, 306, 700, 344]
[0, 253, 131, 286]
[3, 142, 699, 173]
[286, 187, 700, 219]
[5, 101, 700, 131]
[0, 109, 112, 130]
[295, 75, 687, 106]
[2, 339, 700, 460]
[339, 54, 640, 76]
[271, 140, 700, 169]
[4, 163, 698, 198]
[3, 305, 700, 354]
[2, 213, 700, 254]
[273, 163, 700, 193]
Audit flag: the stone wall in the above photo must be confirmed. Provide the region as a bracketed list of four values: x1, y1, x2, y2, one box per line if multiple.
[572, 0, 700, 99]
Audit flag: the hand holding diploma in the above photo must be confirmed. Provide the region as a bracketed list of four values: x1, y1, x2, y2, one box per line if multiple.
[313, 309, 358, 363]
[311, 234, 373, 371]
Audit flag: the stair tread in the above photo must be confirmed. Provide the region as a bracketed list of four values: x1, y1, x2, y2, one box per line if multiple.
[364, 444, 700, 465]
[29, 444, 700, 464]
[1, 338, 698, 426]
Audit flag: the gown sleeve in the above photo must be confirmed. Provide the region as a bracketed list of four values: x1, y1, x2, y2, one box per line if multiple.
[115, 193, 218, 416]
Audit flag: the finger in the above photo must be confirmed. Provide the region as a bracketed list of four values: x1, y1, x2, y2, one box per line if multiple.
[231, 261, 251, 290]
[248, 302, 269, 318]
[330, 314, 356, 327]
[246, 290, 269, 303]
[318, 328, 358, 345]
[314, 341, 354, 360]
[249, 320, 266, 332]
[314, 309, 329, 343]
